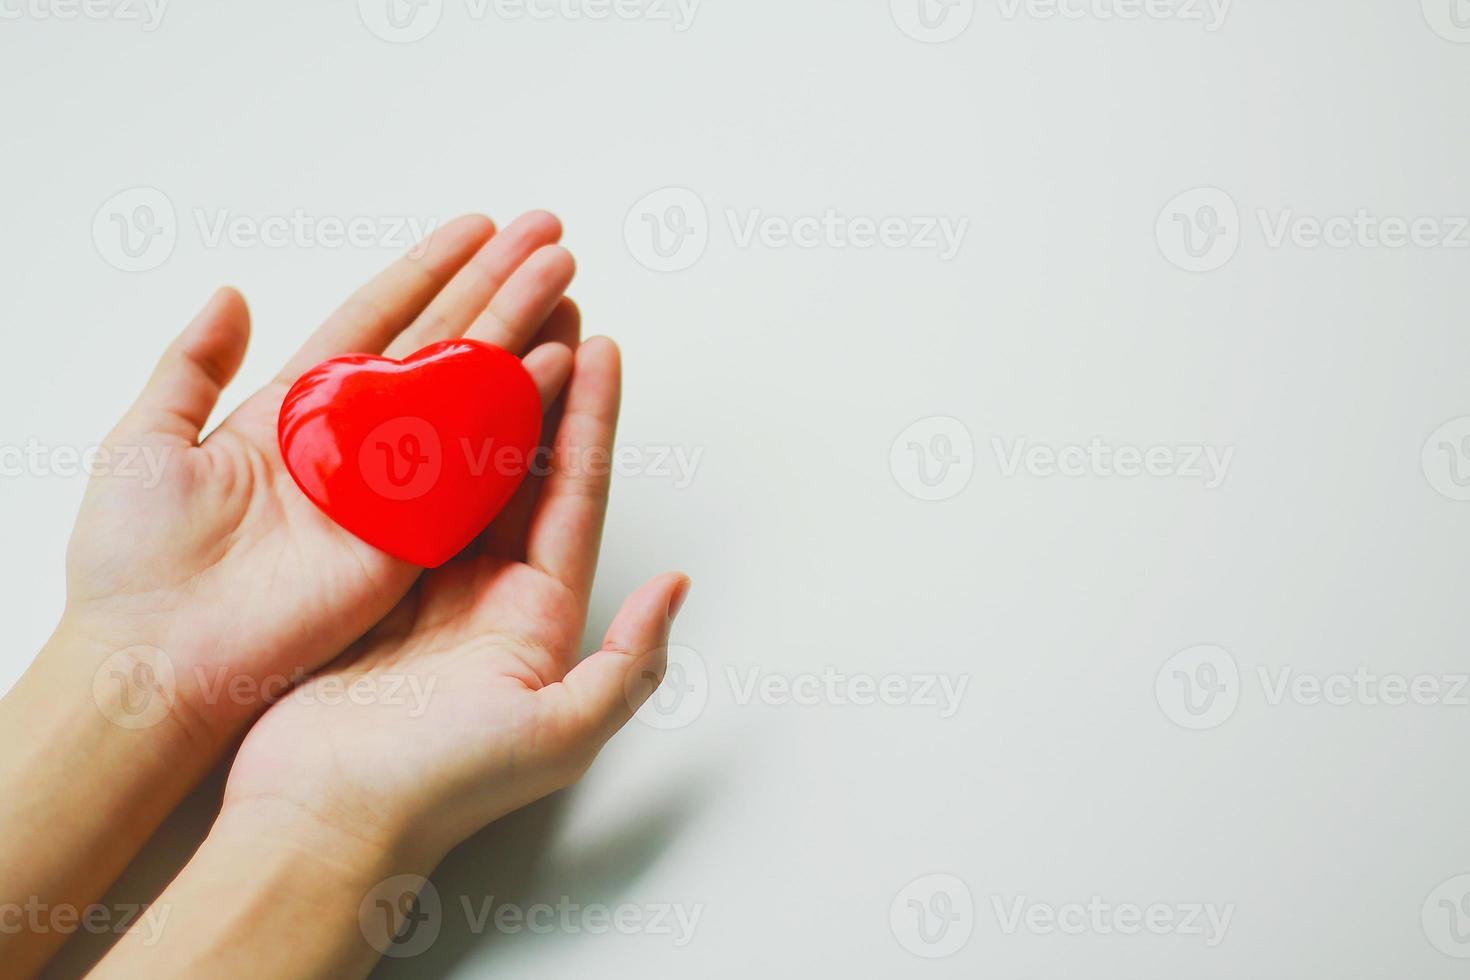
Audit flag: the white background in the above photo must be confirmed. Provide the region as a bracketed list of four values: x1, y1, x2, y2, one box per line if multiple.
[4, 0, 1470, 976]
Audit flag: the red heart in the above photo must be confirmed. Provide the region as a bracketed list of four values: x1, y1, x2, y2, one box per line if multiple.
[278, 339, 541, 568]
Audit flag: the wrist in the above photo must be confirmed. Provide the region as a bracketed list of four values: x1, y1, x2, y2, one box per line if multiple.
[90, 799, 448, 979]
[28, 612, 221, 765]
[215, 793, 449, 879]
[0, 620, 223, 978]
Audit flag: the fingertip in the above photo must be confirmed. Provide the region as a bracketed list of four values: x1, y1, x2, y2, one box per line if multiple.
[523, 341, 576, 409]
[531, 243, 577, 286]
[518, 209, 563, 242]
[578, 335, 620, 367]
[413, 214, 498, 262]
[666, 573, 692, 620]
[188, 286, 251, 364]
[451, 212, 498, 240]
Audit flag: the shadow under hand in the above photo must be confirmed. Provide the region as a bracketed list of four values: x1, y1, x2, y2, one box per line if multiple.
[39, 761, 230, 980]
[372, 772, 714, 980]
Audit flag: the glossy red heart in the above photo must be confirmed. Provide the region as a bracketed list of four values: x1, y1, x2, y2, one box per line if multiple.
[278, 339, 541, 568]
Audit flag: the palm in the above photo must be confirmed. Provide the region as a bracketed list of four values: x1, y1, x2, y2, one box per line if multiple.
[68, 379, 418, 736]
[225, 551, 586, 844]
[64, 213, 585, 741]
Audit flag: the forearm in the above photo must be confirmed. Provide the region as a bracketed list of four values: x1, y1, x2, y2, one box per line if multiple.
[89, 800, 445, 980]
[0, 621, 218, 978]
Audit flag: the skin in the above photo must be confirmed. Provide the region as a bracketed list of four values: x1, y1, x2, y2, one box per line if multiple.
[0, 212, 688, 979]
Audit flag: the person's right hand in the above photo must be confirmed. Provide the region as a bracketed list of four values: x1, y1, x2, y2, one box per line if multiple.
[64, 211, 577, 746]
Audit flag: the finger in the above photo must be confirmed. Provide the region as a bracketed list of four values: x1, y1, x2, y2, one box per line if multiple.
[276, 214, 496, 383]
[384, 211, 563, 358]
[119, 287, 251, 445]
[530, 297, 584, 355]
[462, 244, 576, 352]
[523, 342, 575, 412]
[479, 298, 584, 559]
[537, 572, 691, 752]
[524, 337, 620, 597]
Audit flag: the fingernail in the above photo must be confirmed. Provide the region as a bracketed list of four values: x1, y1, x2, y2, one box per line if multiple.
[668, 577, 691, 620]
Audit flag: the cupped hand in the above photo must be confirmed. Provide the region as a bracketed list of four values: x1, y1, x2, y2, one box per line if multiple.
[65, 212, 579, 745]
[222, 331, 690, 858]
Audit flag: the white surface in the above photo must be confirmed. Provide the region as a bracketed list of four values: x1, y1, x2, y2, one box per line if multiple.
[4, 1, 1470, 977]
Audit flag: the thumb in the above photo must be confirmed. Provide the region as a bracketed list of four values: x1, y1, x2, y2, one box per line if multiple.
[117, 287, 251, 445]
[540, 572, 691, 757]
